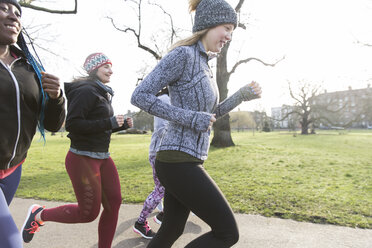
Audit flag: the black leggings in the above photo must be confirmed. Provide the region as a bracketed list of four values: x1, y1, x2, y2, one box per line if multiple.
[147, 160, 239, 248]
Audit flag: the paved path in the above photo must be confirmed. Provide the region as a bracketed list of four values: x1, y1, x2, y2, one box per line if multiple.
[10, 198, 372, 248]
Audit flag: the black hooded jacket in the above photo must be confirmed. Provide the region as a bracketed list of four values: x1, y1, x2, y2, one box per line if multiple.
[64, 80, 129, 153]
[0, 46, 66, 170]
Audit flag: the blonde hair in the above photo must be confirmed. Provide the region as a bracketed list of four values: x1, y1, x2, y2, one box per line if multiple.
[167, 0, 207, 52]
[169, 29, 209, 52]
[189, 0, 201, 12]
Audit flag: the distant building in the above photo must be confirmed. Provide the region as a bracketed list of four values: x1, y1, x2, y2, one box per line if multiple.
[271, 85, 372, 129]
[271, 105, 297, 129]
[311, 85, 372, 128]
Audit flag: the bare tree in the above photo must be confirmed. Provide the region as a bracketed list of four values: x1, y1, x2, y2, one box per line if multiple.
[276, 82, 362, 135]
[19, 0, 78, 14]
[107, 0, 179, 62]
[284, 82, 320, 134]
[252, 110, 270, 131]
[211, 0, 283, 147]
[17, 0, 79, 61]
[106, 0, 185, 84]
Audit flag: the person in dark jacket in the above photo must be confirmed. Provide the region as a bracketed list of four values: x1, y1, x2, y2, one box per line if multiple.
[21, 53, 133, 247]
[0, 0, 65, 247]
[131, 0, 262, 247]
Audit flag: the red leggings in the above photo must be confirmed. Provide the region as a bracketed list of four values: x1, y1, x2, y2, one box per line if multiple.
[41, 151, 122, 248]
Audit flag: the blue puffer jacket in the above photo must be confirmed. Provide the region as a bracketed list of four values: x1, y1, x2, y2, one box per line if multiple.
[131, 41, 257, 160]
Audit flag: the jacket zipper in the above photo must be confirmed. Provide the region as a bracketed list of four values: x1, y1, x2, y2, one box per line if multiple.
[0, 59, 22, 169]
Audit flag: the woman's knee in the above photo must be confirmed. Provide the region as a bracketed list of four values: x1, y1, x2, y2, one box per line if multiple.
[166, 226, 185, 243]
[154, 186, 165, 201]
[110, 191, 122, 206]
[214, 227, 239, 246]
[103, 192, 122, 213]
[214, 216, 239, 246]
[112, 194, 122, 211]
[162, 221, 186, 242]
[80, 207, 100, 222]
[227, 227, 239, 246]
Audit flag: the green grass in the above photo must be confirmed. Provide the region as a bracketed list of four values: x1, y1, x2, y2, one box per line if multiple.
[17, 130, 372, 228]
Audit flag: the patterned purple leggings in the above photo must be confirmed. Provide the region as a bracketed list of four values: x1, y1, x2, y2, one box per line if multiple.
[138, 155, 165, 223]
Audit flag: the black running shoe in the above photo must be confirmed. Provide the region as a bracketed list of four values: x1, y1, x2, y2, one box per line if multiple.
[153, 211, 163, 225]
[133, 221, 156, 239]
[22, 204, 45, 243]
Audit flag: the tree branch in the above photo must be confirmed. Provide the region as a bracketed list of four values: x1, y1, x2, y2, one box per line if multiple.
[235, 0, 245, 12]
[106, 16, 161, 60]
[228, 56, 284, 76]
[356, 40, 372, 47]
[20, 0, 77, 14]
[238, 23, 247, 29]
[270, 106, 301, 122]
[288, 81, 303, 105]
[148, 1, 178, 45]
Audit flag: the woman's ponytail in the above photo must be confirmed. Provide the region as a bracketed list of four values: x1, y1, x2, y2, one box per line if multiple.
[189, 0, 201, 12]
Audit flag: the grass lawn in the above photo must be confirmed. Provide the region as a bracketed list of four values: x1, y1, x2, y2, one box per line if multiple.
[17, 130, 372, 228]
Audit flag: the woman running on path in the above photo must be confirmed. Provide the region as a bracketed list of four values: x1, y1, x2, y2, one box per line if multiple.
[22, 53, 133, 248]
[0, 1, 65, 247]
[131, 0, 262, 247]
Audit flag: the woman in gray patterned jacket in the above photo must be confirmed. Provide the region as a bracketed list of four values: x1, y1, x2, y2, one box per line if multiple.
[131, 0, 262, 247]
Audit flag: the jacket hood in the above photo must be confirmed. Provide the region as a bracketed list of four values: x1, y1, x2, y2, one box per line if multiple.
[64, 80, 107, 101]
[10, 45, 27, 59]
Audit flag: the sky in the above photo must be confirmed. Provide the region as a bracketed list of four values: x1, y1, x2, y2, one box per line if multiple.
[21, 0, 372, 115]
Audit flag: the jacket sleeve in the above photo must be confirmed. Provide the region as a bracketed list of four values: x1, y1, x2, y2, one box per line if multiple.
[213, 85, 258, 119]
[43, 90, 66, 132]
[112, 118, 131, 133]
[153, 94, 170, 135]
[65, 87, 113, 134]
[131, 47, 212, 133]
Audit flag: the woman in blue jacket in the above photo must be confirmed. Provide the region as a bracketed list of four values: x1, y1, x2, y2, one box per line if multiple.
[131, 0, 262, 247]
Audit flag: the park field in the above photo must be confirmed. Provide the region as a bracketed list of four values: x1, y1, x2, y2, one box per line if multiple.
[17, 130, 372, 228]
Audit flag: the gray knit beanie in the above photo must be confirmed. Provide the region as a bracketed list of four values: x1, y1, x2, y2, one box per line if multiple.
[0, 0, 22, 14]
[192, 0, 237, 33]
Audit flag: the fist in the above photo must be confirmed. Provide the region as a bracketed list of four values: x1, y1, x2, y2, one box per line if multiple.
[126, 117, 133, 128]
[41, 72, 61, 99]
[208, 114, 216, 131]
[248, 81, 262, 98]
[115, 115, 125, 127]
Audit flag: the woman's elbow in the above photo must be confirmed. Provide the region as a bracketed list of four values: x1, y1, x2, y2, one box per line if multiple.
[130, 93, 138, 107]
[65, 121, 77, 133]
[130, 90, 144, 109]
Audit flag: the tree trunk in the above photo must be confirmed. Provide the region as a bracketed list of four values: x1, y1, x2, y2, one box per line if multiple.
[301, 114, 309, 134]
[310, 123, 316, 134]
[211, 43, 235, 147]
[211, 114, 235, 147]
[301, 125, 309, 135]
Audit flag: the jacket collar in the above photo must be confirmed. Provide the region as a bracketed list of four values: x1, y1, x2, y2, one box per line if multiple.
[9, 45, 27, 60]
[94, 80, 114, 97]
[197, 41, 217, 61]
